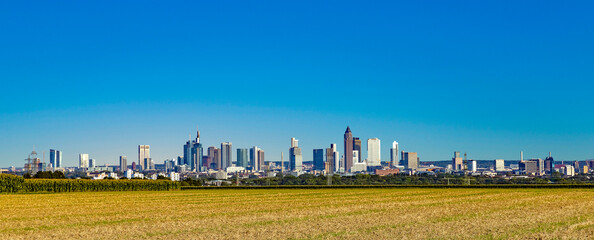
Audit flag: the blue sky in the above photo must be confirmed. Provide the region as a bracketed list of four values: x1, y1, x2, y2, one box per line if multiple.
[1, 1, 594, 167]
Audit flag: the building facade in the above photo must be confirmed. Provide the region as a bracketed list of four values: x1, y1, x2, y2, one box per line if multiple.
[49, 149, 62, 169]
[289, 138, 303, 171]
[367, 138, 381, 167]
[313, 149, 324, 171]
[138, 145, 150, 170]
[237, 148, 248, 168]
[390, 141, 398, 167]
[120, 156, 127, 172]
[221, 142, 232, 170]
[344, 127, 353, 172]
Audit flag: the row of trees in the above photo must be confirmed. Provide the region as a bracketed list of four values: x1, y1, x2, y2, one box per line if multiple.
[181, 173, 594, 186]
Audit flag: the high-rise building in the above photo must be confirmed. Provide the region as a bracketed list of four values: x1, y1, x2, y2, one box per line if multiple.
[89, 159, 96, 168]
[120, 156, 127, 172]
[289, 138, 303, 171]
[313, 149, 324, 171]
[353, 137, 362, 164]
[344, 127, 353, 172]
[533, 158, 545, 175]
[325, 144, 339, 174]
[79, 154, 89, 168]
[221, 142, 232, 170]
[402, 152, 419, 170]
[495, 159, 505, 171]
[138, 145, 150, 170]
[49, 149, 62, 169]
[390, 141, 398, 167]
[237, 148, 248, 167]
[367, 138, 381, 167]
[207, 147, 221, 170]
[544, 152, 554, 174]
[352, 150, 359, 164]
[469, 160, 477, 172]
[258, 149, 265, 170]
[519, 160, 538, 175]
[250, 146, 261, 171]
[452, 152, 463, 171]
[183, 130, 203, 171]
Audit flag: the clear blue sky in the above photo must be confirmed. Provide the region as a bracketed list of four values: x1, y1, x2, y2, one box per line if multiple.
[1, 1, 594, 167]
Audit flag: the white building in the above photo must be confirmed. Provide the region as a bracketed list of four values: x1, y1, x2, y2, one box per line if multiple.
[469, 160, 477, 172]
[79, 154, 89, 168]
[495, 159, 505, 171]
[138, 145, 150, 170]
[366, 138, 381, 167]
[226, 166, 245, 173]
[169, 172, 180, 181]
[126, 169, 133, 179]
[564, 165, 575, 176]
[353, 150, 359, 164]
[351, 162, 367, 172]
[390, 141, 399, 167]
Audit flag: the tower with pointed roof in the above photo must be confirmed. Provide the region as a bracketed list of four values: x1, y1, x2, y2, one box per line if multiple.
[344, 126, 353, 172]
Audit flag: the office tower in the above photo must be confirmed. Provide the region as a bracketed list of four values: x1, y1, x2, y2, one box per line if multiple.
[367, 138, 381, 167]
[289, 138, 303, 171]
[207, 147, 221, 169]
[544, 152, 554, 174]
[390, 141, 399, 167]
[402, 152, 419, 170]
[138, 145, 150, 169]
[221, 142, 232, 169]
[79, 154, 89, 168]
[325, 144, 338, 173]
[334, 151, 340, 173]
[237, 148, 248, 167]
[258, 149, 265, 170]
[313, 149, 324, 171]
[352, 150, 359, 164]
[202, 156, 210, 168]
[183, 130, 203, 171]
[344, 127, 353, 172]
[469, 160, 477, 172]
[120, 156, 127, 171]
[353, 137, 362, 164]
[250, 146, 261, 171]
[495, 159, 505, 171]
[89, 159, 96, 168]
[519, 160, 538, 175]
[452, 152, 463, 171]
[49, 149, 62, 169]
[534, 158, 545, 175]
[164, 159, 175, 173]
[177, 156, 183, 166]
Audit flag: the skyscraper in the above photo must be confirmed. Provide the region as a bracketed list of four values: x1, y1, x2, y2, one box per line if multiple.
[89, 159, 96, 168]
[138, 145, 150, 170]
[184, 130, 203, 171]
[250, 146, 261, 171]
[221, 142, 232, 169]
[120, 156, 127, 172]
[325, 144, 339, 174]
[344, 127, 353, 172]
[452, 152, 463, 171]
[367, 138, 381, 167]
[545, 152, 554, 174]
[49, 149, 62, 169]
[313, 149, 324, 171]
[237, 148, 248, 167]
[390, 141, 398, 167]
[402, 152, 419, 170]
[353, 137, 362, 164]
[79, 154, 89, 168]
[289, 138, 303, 171]
[258, 149, 265, 170]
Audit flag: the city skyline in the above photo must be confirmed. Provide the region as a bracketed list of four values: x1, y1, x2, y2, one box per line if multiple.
[2, 1, 594, 166]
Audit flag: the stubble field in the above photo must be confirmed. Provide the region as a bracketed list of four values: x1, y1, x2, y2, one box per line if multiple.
[1, 188, 593, 239]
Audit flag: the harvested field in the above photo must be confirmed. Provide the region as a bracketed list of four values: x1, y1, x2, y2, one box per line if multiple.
[1, 188, 593, 239]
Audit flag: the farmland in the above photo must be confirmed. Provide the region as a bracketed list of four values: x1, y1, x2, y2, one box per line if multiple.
[1, 188, 593, 239]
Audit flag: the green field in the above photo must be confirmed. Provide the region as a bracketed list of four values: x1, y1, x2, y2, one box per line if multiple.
[1, 188, 593, 239]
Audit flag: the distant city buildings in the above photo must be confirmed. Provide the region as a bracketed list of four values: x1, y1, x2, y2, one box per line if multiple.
[366, 138, 381, 167]
[237, 148, 248, 168]
[402, 152, 419, 170]
[49, 149, 62, 169]
[120, 156, 127, 172]
[452, 152, 463, 171]
[289, 138, 303, 172]
[79, 154, 89, 168]
[138, 145, 150, 170]
[183, 130, 202, 171]
[344, 127, 353, 173]
[390, 141, 398, 167]
[221, 142, 232, 170]
[313, 149, 324, 171]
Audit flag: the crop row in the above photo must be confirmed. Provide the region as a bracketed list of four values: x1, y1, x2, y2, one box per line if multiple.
[0, 174, 180, 193]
